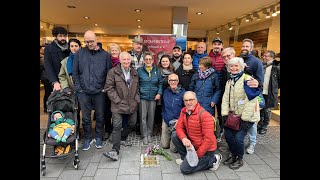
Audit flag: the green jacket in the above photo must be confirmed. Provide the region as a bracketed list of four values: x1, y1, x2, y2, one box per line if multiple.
[58, 57, 74, 91]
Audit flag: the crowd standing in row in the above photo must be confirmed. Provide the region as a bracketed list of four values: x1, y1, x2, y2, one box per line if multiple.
[40, 26, 280, 173]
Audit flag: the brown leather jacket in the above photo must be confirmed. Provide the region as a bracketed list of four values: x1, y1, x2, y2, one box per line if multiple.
[104, 64, 140, 114]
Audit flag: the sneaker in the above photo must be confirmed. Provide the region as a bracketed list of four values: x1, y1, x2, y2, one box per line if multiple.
[95, 138, 104, 149]
[103, 149, 119, 161]
[210, 153, 222, 171]
[229, 157, 243, 170]
[82, 139, 91, 151]
[223, 155, 237, 165]
[246, 144, 255, 154]
[175, 158, 183, 165]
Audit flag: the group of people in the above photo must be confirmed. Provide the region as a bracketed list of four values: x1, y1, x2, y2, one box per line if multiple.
[40, 26, 280, 174]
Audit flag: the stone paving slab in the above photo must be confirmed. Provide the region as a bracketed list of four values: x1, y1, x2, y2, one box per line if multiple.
[40, 126, 280, 179]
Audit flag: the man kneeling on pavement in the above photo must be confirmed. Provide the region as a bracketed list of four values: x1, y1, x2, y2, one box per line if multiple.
[172, 91, 222, 174]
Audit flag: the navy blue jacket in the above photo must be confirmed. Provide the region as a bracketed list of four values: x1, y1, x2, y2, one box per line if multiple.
[242, 54, 264, 86]
[189, 71, 221, 115]
[44, 41, 70, 84]
[73, 47, 112, 94]
[161, 85, 186, 126]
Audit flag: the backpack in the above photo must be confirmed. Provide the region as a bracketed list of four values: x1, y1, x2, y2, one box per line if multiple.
[198, 109, 220, 139]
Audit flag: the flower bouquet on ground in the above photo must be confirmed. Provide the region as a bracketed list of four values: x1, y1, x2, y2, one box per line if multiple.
[145, 145, 173, 161]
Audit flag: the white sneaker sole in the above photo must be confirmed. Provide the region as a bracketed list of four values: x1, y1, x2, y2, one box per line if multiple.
[210, 153, 222, 171]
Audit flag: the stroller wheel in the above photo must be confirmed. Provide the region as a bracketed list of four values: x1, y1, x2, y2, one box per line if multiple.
[41, 168, 46, 176]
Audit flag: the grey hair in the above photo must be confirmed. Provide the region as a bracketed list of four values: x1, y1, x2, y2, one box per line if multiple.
[221, 47, 236, 56]
[227, 57, 245, 71]
[265, 50, 276, 58]
[242, 38, 254, 50]
[183, 91, 198, 101]
[119, 52, 132, 61]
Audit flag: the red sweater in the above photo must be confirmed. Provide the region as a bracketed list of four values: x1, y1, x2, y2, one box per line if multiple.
[208, 50, 224, 72]
[176, 103, 217, 158]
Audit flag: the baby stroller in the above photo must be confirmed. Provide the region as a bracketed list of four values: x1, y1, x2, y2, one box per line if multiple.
[40, 91, 80, 176]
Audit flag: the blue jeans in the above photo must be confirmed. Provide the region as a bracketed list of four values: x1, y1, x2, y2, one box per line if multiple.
[171, 132, 216, 174]
[77, 92, 106, 140]
[224, 126, 248, 159]
[49, 128, 72, 139]
[248, 122, 257, 146]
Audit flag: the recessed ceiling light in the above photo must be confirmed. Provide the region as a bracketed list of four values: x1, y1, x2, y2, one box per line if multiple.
[196, 12, 203, 15]
[67, 5, 76, 8]
[134, 9, 141, 12]
[137, 19, 142, 22]
[84, 16, 90, 19]
[94, 24, 98, 26]
[138, 26, 141, 28]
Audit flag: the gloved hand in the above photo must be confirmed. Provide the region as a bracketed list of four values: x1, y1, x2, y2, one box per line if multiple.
[222, 116, 228, 124]
[241, 121, 254, 132]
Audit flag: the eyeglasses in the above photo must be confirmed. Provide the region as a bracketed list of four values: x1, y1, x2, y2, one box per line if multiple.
[222, 54, 232, 59]
[183, 98, 195, 103]
[169, 79, 178, 82]
[84, 40, 95, 44]
[144, 58, 153, 61]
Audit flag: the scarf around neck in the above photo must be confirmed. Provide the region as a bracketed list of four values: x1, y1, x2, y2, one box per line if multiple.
[230, 71, 243, 85]
[111, 56, 120, 67]
[66, 52, 74, 76]
[198, 67, 215, 79]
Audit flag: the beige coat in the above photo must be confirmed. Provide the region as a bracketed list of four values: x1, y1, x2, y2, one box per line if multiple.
[221, 74, 260, 123]
[58, 57, 74, 91]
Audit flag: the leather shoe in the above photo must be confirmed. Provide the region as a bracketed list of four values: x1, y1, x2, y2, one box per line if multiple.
[223, 155, 237, 165]
[229, 158, 243, 170]
[259, 128, 267, 135]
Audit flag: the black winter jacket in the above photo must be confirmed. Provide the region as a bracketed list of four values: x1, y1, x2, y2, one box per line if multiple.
[44, 41, 70, 84]
[73, 47, 112, 94]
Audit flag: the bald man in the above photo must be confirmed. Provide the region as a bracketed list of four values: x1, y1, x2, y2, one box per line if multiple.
[192, 42, 208, 71]
[73, 30, 112, 151]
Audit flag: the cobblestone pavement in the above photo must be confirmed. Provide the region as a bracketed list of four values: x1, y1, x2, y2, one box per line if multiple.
[40, 126, 280, 180]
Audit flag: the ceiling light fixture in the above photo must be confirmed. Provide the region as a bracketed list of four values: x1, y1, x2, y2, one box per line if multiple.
[94, 24, 98, 26]
[276, 6, 280, 14]
[245, 15, 253, 22]
[228, 23, 233, 30]
[252, 12, 261, 21]
[137, 19, 142, 22]
[270, 6, 277, 17]
[196, 12, 203, 15]
[134, 9, 141, 12]
[138, 25, 141, 28]
[83, 16, 90, 19]
[263, 8, 271, 18]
